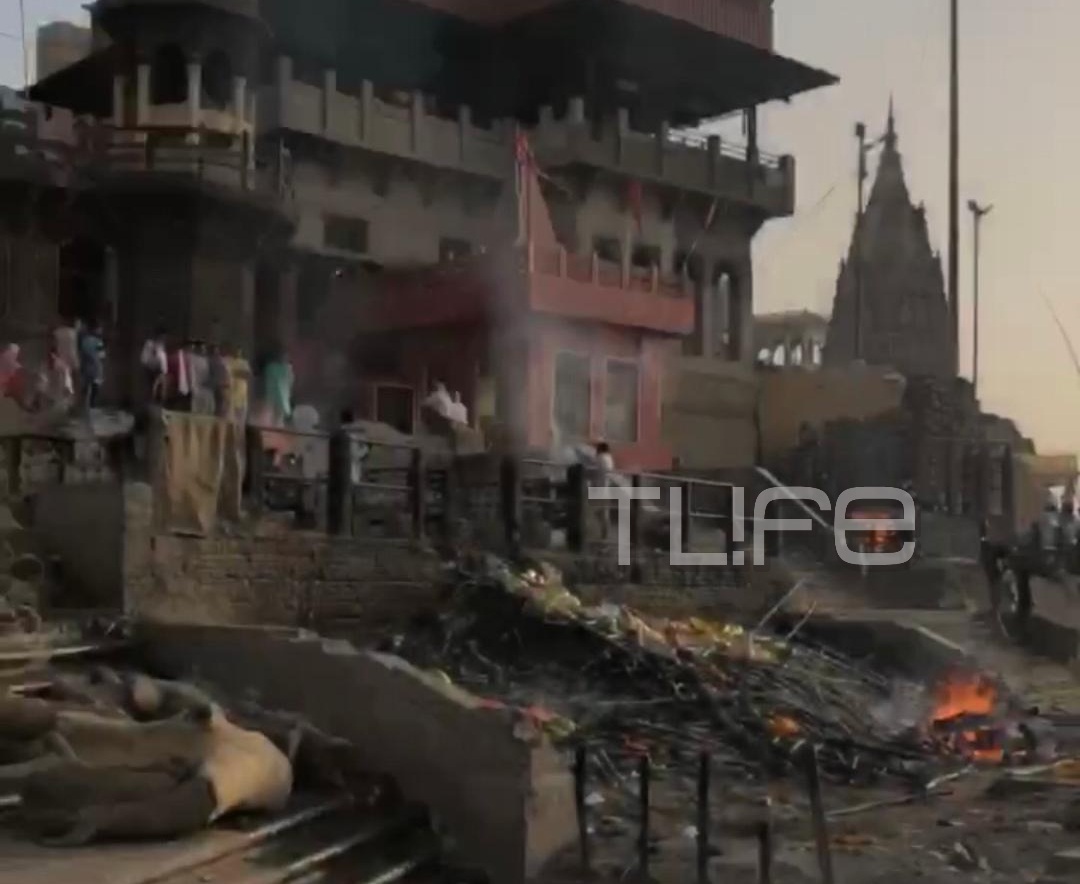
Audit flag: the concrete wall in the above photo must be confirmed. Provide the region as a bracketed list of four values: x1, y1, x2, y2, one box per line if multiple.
[139, 624, 577, 884]
[289, 157, 504, 266]
[759, 366, 906, 461]
[662, 358, 759, 469]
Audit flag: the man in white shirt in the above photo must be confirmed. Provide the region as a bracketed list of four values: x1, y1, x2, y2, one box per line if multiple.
[594, 441, 615, 540]
[139, 327, 168, 405]
[448, 391, 468, 425]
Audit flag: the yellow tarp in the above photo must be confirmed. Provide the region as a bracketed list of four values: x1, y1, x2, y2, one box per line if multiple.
[153, 411, 243, 536]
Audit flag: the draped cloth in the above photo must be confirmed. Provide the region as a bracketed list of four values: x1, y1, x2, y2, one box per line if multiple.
[152, 411, 244, 536]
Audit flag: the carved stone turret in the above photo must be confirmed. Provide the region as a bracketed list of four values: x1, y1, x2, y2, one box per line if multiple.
[824, 100, 953, 378]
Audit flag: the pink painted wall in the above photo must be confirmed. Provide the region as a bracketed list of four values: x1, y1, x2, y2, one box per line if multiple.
[525, 318, 673, 471]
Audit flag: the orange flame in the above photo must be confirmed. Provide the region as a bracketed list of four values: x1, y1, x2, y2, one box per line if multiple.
[931, 673, 1003, 764]
[767, 714, 801, 739]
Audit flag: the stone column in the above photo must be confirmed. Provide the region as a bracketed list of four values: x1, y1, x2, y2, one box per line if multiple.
[276, 55, 292, 128]
[104, 247, 119, 326]
[186, 60, 202, 130]
[232, 75, 248, 130]
[700, 262, 716, 359]
[112, 74, 126, 127]
[321, 69, 335, 135]
[136, 63, 151, 126]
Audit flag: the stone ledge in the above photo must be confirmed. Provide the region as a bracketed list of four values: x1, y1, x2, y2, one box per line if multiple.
[138, 623, 576, 884]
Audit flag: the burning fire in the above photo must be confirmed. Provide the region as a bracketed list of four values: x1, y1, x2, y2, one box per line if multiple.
[851, 510, 897, 553]
[930, 672, 1004, 764]
[767, 714, 801, 740]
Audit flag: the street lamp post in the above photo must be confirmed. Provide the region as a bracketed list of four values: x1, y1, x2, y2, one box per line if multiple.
[968, 200, 993, 399]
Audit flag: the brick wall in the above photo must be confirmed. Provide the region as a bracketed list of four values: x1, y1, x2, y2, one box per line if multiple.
[121, 484, 444, 629]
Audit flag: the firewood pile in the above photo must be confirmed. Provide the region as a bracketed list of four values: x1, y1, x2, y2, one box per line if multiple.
[392, 556, 1006, 789]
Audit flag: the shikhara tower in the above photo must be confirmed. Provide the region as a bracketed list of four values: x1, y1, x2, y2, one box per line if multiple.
[825, 102, 953, 378]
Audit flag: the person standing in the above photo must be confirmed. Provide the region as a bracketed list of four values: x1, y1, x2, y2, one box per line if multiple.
[187, 341, 214, 415]
[223, 346, 251, 424]
[139, 326, 168, 406]
[594, 441, 615, 540]
[77, 321, 106, 414]
[54, 316, 80, 380]
[263, 347, 294, 428]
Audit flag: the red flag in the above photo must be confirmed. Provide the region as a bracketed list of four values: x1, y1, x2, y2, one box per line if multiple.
[627, 180, 643, 233]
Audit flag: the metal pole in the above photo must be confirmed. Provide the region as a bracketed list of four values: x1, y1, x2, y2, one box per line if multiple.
[854, 122, 867, 361]
[18, 0, 29, 88]
[637, 754, 651, 877]
[803, 745, 835, 884]
[968, 201, 992, 399]
[973, 210, 980, 396]
[948, 0, 961, 376]
[696, 752, 711, 884]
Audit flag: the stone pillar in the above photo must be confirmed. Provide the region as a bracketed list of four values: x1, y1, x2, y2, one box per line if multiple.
[112, 74, 126, 127]
[136, 63, 151, 126]
[232, 75, 248, 130]
[410, 90, 424, 154]
[700, 262, 716, 359]
[359, 80, 373, 140]
[568, 96, 586, 124]
[321, 69, 335, 135]
[457, 104, 471, 162]
[186, 61, 202, 131]
[104, 247, 119, 326]
[276, 55, 292, 127]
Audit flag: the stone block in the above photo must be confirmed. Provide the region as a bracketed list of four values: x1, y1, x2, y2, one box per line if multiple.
[139, 625, 576, 884]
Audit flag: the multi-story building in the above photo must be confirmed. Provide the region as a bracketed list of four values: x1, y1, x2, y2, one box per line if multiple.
[18, 0, 834, 469]
[35, 22, 93, 83]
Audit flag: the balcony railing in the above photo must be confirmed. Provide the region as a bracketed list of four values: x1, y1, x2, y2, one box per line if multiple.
[527, 244, 688, 300]
[89, 127, 294, 203]
[667, 128, 781, 169]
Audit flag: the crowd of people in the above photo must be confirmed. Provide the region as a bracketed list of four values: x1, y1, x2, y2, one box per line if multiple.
[138, 327, 257, 425]
[0, 316, 107, 419]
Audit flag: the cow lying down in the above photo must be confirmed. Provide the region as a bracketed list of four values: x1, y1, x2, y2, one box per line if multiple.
[0, 670, 349, 846]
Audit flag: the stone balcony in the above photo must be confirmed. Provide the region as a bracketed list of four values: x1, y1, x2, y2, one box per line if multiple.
[359, 242, 694, 336]
[531, 102, 795, 217]
[90, 126, 292, 206]
[259, 59, 792, 214]
[257, 60, 512, 181]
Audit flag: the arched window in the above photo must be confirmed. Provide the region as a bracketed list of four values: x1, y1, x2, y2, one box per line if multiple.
[150, 44, 188, 105]
[791, 342, 804, 366]
[772, 344, 786, 367]
[202, 50, 232, 111]
[756, 347, 772, 366]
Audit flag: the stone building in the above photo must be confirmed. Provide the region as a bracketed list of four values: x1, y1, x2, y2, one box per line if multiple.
[754, 308, 827, 369]
[35, 22, 93, 83]
[824, 103, 953, 378]
[14, 0, 835, 469]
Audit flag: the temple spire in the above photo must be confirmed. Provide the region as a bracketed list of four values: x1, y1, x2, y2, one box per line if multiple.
[885, 94, 897, 149]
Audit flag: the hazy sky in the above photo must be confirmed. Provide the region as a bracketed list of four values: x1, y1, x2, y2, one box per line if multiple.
[2, 0, 1078, 453]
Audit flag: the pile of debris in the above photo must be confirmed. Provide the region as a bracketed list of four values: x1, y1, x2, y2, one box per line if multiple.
[391, 556, 1037, 788]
